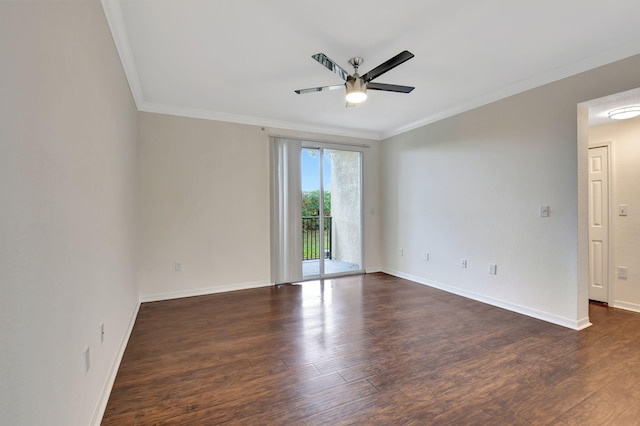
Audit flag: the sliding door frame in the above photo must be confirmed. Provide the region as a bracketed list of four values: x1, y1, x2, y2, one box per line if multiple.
[301, 141, 364, 280]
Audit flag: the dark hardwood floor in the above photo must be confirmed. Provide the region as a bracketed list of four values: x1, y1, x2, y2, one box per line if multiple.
[102, 273, 640, 425]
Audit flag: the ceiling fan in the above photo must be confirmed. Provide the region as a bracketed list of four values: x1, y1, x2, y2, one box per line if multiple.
[295, 50, 415, 106]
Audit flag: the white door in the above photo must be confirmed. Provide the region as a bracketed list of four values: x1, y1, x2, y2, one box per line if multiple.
[588, 146, 609, 303]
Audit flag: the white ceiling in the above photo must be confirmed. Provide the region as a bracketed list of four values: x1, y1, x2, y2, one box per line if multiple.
[102, 0, 640, 140]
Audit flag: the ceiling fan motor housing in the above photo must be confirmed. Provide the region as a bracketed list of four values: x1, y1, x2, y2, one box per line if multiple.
[346, 75, 366, 91]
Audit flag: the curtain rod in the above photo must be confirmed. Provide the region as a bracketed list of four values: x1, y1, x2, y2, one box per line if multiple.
[268, 134, 370, 148]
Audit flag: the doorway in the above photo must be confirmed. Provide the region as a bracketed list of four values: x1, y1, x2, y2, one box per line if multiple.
[579, 88, 640, 319]
[301, 147, 363, 278]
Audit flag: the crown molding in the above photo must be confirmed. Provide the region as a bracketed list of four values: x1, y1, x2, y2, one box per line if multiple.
[102, 0, 380, 140]
[101, 0, 144, 108]
[140, 102, 382, 140]
[383, 40, 640, 139]
[103, 0, 640, 142]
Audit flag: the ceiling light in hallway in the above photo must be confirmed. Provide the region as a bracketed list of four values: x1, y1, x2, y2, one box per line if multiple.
[608, 106, 640, 120]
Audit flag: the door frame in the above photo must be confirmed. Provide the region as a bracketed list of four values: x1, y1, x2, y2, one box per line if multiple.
[588, 141, 615, 305]
[301, 141, 365, 280]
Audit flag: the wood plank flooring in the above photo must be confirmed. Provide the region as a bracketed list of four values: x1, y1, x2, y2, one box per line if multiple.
[102, 273, 640, 425]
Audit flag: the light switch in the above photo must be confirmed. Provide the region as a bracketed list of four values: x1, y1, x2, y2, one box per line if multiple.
[618, 266, 628, 279]
[540, 205, 550, 217]
[619, 205, 628, 216]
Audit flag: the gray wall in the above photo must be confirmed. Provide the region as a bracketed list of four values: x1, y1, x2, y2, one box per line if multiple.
[136, 114, 382, 300]
[382, 54, 640, 329]
[0, 1, 139, 425]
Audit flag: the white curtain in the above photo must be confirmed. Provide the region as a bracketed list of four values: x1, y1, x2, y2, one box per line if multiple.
[270, 137, 302, 284]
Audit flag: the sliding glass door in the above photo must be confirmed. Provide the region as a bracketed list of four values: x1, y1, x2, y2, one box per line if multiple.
[301, 147, 362, 278]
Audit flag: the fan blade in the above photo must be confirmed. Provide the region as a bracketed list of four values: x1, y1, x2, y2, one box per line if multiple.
[362, 50, 414, 82]
[312, 53, 351, 81]
[367, 82, 414, 93]
[295, 84, 344, 94]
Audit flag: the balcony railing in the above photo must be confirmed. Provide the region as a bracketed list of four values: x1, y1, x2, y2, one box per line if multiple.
[302, 216, 332, 260]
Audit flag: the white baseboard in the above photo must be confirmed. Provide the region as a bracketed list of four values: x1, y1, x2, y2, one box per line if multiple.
[575, 316, 592, 330]
[140, 280, 273, 303]
[91, 300, 140, 426]
[382, 268, 588, 330]
[365, 266, 382, 273]
[613, 299, 640, 313]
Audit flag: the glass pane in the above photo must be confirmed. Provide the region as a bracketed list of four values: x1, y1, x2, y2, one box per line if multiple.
[323, 149, 362, 275]
[301, 148, 321, 278]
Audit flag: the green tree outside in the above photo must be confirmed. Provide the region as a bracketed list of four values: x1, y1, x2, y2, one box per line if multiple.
[302, 190, 331, 219]
[302, 190, 331, 259]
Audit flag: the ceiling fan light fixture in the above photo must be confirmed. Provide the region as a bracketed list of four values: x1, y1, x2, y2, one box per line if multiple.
[608, 106, 640, 120]
[345, 78, 367, 104]
[346, 90, 367, 104]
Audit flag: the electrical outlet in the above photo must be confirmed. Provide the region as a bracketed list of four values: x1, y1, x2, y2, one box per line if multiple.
[175, 261, 183, 272]
[489, 264, 498, 275]
[399, 248, 403, 257]
[100, 323, 105, 344]
[461, 259, 467, 268]
[84, 347, 91, 373]
[423, 252, 430, 261]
